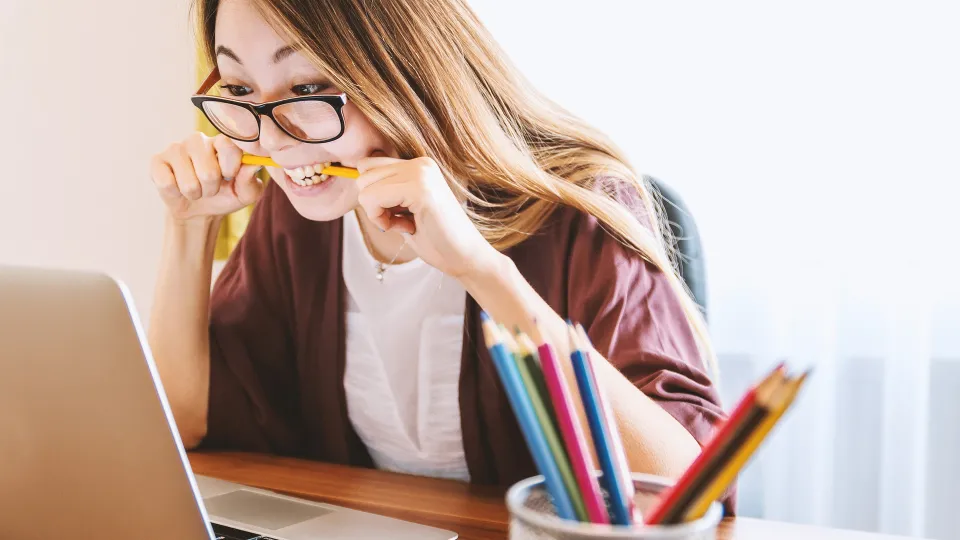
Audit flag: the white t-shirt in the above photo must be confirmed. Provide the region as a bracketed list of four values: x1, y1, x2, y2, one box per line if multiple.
[341, 211, 470, 481]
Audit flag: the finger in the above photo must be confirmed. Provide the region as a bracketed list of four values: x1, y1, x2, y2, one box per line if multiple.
[150, 155, 183, 205]
[356, 156, 401, 175]
[233, 164, 264, 206]
[169, 146, 203, 201]
[213, 135, 243, 181]
[185, 134, 222, 198]
[355, 163, 401, 191]
[384, 214, 416, 235]
[357, 180, 414, 224]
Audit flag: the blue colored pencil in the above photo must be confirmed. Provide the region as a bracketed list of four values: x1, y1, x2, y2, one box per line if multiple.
[567, 323, 635, 526]
[576, 324, 639, 521]
[480, 313, 577, 520]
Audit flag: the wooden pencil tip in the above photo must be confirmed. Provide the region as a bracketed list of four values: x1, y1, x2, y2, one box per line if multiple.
[574, 323, 590, 346]
[516, 332, 538, 356]
[479, 316, 501, 348]
[566, 323, 579, 350]
[500, 327, 519, 352]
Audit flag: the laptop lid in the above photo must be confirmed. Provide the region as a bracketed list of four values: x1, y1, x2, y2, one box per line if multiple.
[0, 266, 214, 540]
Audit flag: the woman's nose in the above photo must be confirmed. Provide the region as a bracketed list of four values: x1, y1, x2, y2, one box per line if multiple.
[257, 116, 296, 153]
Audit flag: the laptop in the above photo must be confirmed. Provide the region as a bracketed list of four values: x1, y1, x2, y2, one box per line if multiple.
[0, 266, 458, 540]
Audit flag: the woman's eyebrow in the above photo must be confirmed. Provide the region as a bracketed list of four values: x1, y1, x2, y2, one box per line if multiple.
[273, 45, 296, 63]
[214, 45, 294, 65]
[215, 45, 242, 64]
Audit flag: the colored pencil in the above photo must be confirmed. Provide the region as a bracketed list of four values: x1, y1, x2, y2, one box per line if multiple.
[680, 370, 810, 521]
[505, 331, 588, 522]
[478, 310, 808, 529]
[568, 324, 634, 526]
[657, 380, 781, 524]
[514, 330, 560, 433]
[644, 363, 786, 525]
[240, 154, 359, 178]
[537, 338, 610, 524]
[574, 324, 638, 523]
[479, 313, 577, 520]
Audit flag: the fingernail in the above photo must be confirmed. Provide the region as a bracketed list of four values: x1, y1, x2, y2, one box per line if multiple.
[378, 228, 385, 233]
[223, 177, 234, 182]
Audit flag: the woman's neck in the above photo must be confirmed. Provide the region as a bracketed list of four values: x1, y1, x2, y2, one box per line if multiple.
[352, 208, 418, 265]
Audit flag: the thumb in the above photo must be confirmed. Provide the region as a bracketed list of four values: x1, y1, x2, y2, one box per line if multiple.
[233, 164, 264, 205]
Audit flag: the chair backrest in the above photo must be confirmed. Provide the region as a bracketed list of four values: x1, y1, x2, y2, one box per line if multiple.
[645, 176, 708, 320]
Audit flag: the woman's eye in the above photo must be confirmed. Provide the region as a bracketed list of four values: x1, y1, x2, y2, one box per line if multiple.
[220, 84, 252, 97]
[292, 84, 329, 96]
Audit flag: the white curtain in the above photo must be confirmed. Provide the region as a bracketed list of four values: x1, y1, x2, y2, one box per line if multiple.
[470, 1, 960, 538]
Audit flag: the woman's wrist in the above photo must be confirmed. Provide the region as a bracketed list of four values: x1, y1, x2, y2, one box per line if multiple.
[457, 249, 565, 343]
[165, 213, 222, 249]
[456, 248, 512, 296]
[161, 214, 223, 279]
[166, 213, 222, 235]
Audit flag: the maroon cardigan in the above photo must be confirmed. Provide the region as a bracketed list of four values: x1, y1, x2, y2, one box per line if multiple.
[201, 181, 734, 512]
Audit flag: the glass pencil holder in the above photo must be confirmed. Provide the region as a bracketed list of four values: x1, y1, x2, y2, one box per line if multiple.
[506, 473, 723, 540]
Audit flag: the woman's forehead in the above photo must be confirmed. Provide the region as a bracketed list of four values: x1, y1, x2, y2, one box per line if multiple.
[213, 0, 332, 82]
[215, 0, 285, 58]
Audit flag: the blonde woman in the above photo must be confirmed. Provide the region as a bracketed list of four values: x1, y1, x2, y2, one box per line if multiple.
[149, 0, 733, 512]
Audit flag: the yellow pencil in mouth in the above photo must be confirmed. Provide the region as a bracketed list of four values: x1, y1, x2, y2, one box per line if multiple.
[240, 154, 359, 179]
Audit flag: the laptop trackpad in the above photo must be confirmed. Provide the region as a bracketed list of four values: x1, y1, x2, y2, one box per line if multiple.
[205, 489, 332, 531]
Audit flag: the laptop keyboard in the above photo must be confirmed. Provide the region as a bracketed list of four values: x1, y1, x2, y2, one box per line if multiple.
[211, 522, 279, 540]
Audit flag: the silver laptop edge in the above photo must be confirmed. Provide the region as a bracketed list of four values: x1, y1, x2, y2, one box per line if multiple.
[112, 274, 220, 538]
[0, 266, 457, 540]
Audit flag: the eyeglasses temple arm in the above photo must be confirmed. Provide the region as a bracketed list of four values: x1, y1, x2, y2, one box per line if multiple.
[196, 67, 221, 95]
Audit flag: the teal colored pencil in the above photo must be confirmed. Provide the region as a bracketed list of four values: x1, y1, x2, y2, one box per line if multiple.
[504, 329, 589, 522]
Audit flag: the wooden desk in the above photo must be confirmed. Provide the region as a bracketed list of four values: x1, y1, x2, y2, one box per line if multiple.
[188, 451, 911, 540]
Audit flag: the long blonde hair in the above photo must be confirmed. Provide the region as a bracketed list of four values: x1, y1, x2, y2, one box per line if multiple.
[195, 0, 718, 378]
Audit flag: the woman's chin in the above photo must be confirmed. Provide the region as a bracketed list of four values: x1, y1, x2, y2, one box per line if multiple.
[277, 173, 355, 222]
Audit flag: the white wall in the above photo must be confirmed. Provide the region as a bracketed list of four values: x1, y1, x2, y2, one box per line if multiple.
[466, 0, 960, 310]
[0, 0, 195, 325]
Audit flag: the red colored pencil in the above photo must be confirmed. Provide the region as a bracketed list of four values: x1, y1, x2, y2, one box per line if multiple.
[537, 340, 610, 524]
[644, 363, 786, 525]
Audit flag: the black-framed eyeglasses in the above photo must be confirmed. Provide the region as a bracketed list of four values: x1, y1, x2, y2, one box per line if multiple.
[191, 67, 348, 144]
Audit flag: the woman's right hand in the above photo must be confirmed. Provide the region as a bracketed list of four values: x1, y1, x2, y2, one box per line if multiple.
[150, 132, 264, 222]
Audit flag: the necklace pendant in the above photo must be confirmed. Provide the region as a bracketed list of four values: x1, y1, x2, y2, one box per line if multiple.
[375, 263, 385, 283]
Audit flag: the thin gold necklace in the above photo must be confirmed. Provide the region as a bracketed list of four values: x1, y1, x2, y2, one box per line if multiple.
[354, 209, 407, 283]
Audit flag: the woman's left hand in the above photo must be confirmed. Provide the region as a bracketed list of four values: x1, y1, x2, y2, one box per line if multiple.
[355, 155, 501, 279]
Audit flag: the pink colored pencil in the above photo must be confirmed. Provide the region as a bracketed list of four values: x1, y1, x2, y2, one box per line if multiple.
[537, 340, 610, 524]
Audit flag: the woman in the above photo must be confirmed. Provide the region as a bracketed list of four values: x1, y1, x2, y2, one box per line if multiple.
[149, 0, 731, 510]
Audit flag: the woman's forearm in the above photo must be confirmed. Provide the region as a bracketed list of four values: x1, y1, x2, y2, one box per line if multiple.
[459, 252, 701, 478]
[147, 215, 221, 448]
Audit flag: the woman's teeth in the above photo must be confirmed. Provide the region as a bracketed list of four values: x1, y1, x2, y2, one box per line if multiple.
[285, 162, 333, 187]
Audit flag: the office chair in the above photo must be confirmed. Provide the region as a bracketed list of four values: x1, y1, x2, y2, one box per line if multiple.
[645, 176, 707, 320]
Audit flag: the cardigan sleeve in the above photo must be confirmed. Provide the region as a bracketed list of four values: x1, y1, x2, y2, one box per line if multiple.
[564, 208, 735, 513]
[199, 183, 302, 453]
